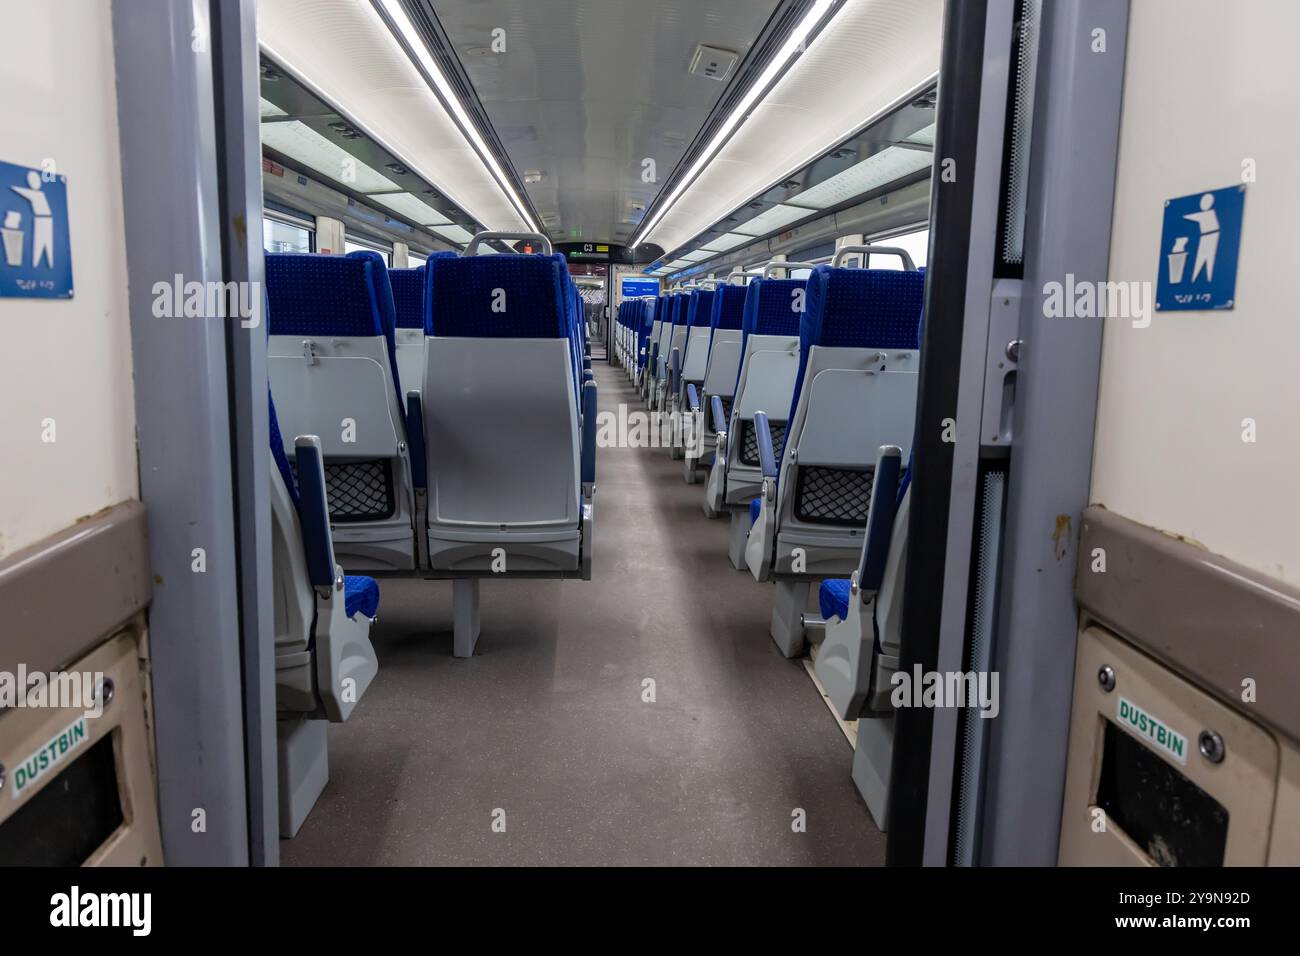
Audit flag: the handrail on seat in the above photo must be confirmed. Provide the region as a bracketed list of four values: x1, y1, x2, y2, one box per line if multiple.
[465, 231, 554, 257]
[831, 244, 917, 270]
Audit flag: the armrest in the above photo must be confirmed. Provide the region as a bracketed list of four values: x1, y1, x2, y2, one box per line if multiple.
[583, 356, 592, 372]
[581, 380, 597, 486]
[753, 411, 778, 479]
[710, 395, 727, 435]
[649, 342, 659, 376]
[293, 435, 337, 590]
[857, 445, 904, 595]
[686, 384, 701, 414]
[670, 347, 681, 395]
[405, 390, 427, 492]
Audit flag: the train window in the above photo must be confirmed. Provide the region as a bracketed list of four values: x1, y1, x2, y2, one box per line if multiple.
[409, 254, 426, 269]
[344, 239, 392, 264]
[868, 227, 929, 270]
[263, 217, 312, 254]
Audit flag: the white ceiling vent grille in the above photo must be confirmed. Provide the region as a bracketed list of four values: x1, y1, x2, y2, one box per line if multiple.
[688, 45, 740, 82]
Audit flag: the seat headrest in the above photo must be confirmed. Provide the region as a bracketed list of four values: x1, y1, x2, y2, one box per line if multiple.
[428, 254, 569, 337]
[801, 265, 923, 350]
[389, 267, 425, 329]
[710, 285, 747, 330]
[742, 277, 805, 337]
[687, 289, 715, 327]
[266, 253, 394, 340]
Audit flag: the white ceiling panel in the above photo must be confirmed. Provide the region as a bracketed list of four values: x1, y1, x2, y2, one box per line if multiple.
[259, 0, 529, 231]
[432, 0, 777, 244]
[645, 0, 942, 253]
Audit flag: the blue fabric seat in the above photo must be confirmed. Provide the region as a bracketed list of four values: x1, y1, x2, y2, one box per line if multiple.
[389, 267, 426, 329]
[819, 578, 851, 622]
[266, 251, 404, 404]
[787, 267, 924, 426]
[735, 277, 806, 394]
[344, 575, 380, 619]
[428, 254, 570, 337]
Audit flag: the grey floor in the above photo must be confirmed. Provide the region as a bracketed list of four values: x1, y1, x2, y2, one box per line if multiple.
[281, 360, 886, 866]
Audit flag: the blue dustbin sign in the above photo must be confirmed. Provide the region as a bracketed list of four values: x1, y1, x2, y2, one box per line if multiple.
[1155, 184, 1244, 312]
[0, 159, 74, 299]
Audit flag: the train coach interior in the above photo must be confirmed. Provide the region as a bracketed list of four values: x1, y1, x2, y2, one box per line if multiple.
[1, 0, 1298, 873]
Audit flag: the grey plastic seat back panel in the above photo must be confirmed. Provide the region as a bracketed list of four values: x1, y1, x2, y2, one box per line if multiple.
[425, 337, 579, 528]
[394, 328, 426, 407]
[772, 356, 918, 569]
[732, 336, 800, 418]
[268, 336, 404, 458]
[681, 327, 712, 384]
[701, 330, 742, 399]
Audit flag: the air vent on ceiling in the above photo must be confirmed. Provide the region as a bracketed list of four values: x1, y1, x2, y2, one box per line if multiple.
[689, 44, 740, 82]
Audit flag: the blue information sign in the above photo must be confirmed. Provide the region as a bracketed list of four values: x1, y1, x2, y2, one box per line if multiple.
[621, 276, 659, 299]
[1155, 184, 1244, 312]
[0, 159, 73, 300]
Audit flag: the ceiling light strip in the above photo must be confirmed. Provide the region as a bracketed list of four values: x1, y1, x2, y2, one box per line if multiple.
[375, 0, 541, 235]
[631, 0, 840, 249]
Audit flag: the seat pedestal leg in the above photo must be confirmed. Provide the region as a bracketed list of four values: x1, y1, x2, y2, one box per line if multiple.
[727, 509, 750, 570]
[276, 717, 328, 839]
[453, 578, 481, 658]
[851, 716, 894, 832]
[769, 579, 810, 658]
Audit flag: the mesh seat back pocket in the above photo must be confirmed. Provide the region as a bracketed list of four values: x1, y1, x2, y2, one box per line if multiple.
[794, 465, 872, 527]
[293, 458, 395, 522]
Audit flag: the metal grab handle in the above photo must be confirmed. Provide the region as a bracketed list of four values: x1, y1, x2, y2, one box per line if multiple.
[726, 271, 751, 285]
[832, 245, 916, 270]
[465, 231, 554, 257]
[763, 260, 817, 278]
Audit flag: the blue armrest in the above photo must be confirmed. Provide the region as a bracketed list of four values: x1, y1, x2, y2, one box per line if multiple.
[293, 436, 336, 589]
[753, 411, 778, 479]
[406, 390, 427, 492]
[857, 446, 903, 594]
[686, 384, 701, 413]
[710, 395, 727, 435]
[581, 380, 597, 485]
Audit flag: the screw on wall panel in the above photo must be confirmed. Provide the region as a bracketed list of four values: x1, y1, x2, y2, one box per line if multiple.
[1199, 730, 1226, 763]
[1097, 664, 1116, 692]
[98, 676, 115, 708]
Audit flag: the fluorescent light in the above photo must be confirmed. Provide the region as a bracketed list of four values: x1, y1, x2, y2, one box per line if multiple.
[377, 0, 540, 235]
[733, 203, 818, 236]
[665, 259, 694, 269]
[260, 120, 401, 193]
[790, 146, 932, 209]
[631, 0, 837, 248]
[679, 250, 712, 262]
[372, 192, 452, 226]
[903, 122, 936, 147]
[432, 224, 474, 245]
[700, 232, 754, 253]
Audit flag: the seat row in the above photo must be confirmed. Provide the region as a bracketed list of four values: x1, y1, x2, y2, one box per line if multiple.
[265, 235, 597, 650]
[613, 247, 925, 829]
